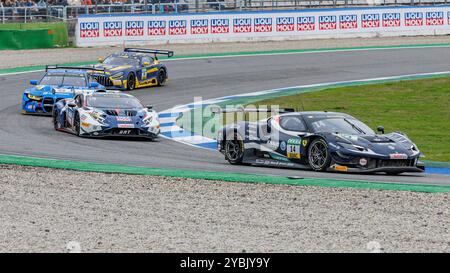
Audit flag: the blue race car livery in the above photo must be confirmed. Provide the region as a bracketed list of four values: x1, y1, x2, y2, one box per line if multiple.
[22, 66, 105, 115]
[53, 91, 160, 140]
[91, 48, 174, 91]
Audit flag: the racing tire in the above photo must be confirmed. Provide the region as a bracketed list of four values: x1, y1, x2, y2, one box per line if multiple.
[127, 73, 136, 91]
[52, 108, 61, 130]
[307, 138, 331, 172]
[157, 69, 167, 86]
[224, 134, 244, 165]
[74, 113, 81, 137]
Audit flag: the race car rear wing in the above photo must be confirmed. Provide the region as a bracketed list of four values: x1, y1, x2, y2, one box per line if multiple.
[211, 106, 295, 115]
[46, 65, 105, 72]
[123, 48, 174, 59]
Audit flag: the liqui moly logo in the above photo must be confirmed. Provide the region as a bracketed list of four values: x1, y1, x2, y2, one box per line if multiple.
[318, 16, 337, 30]
[191, 19, 208, 34]
[382, 13, 401, 27]
[233, 18, 252, 33]
[339, 14, 357, 29]
[125, 21, 144, 36]
[80, 22, 99, 38]
[297, 16, 315, 31]
[404, 12, 423, 27]
[362, 14, 380, 28]
[276, 17, 295, 32]
[254, 18, 272, 32]
[148, 21, 166, 36]
[425, 11, 444, 26]
[169, 20, 187, 35]
[103, 21, 122, 37]
[211, 19, 229, 34]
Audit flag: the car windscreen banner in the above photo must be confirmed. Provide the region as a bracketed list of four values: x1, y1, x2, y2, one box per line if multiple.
[76, 6, 450, 47]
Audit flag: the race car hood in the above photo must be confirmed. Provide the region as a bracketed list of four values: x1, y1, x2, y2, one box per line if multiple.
[25, 85, 91, 98]
[92, 64, 134, 76]
[327, 132, 420, 159]
[84, 108, 153, 128]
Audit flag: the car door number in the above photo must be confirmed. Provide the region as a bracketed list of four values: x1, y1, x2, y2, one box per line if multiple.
[141, 68, 147, 79]
[287, 139, 301, 159]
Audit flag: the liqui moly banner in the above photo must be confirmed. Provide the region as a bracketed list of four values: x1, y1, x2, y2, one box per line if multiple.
[76, 6, 450, 46]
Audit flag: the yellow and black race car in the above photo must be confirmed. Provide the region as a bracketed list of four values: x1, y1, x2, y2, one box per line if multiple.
[91, 48, 174, 91]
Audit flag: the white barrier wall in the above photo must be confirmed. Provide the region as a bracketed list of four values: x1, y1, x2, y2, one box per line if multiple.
[76, 6, 450, 47]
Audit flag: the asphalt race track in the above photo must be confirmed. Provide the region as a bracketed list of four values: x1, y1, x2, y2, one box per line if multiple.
[1, 47, 449, 186]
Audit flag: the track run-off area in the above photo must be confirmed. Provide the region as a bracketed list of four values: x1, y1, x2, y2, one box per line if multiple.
[0, 44, 449, 189]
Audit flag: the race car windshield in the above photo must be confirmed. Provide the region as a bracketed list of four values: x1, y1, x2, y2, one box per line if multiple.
[86, 96, 143, 109]
[62, 76, 87, 87]
[310, 118, 374, 135]
[40, 75, 86, 87]
[103, 56, 139, 66]
[40, 75, 64, 86]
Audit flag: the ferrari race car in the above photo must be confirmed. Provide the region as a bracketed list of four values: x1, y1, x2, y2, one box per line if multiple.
[22, 66, 104, 115]
[91, 48, 174, 91]
[217, 109, 425, 174]
[52, 91, 160, 139]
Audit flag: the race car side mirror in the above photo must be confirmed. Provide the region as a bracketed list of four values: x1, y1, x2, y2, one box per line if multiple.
[267, 119, 272, 133]
[146, 105, 154, 110]
[377, 126, 385, 134]
[143, 62, 150, 66]
[30, 80, 38, 85]
[98, 57, 104, 63]
[89, 82, 100, 88]
[67, 102, 77, 108]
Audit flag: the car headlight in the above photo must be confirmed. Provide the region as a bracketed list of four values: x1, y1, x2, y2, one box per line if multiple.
[143, 113, 158, 125]
[337, 142, 368, 152]
[26, 94, 42, 101]
[111, 72, 124, 79]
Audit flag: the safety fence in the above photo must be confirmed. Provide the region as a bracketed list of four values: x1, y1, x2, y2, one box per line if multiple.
[2, 0, 450, 23]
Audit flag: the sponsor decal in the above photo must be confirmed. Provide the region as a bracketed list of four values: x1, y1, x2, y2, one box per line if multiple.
[404, 12, 423, 27]
[254, 18, 272, 33]
[191, 19, 208, 34]
[125, 21, 144, 36]
[389, 153, 408, 159]
[339, 14, 358, 29]
[302, 139, 308, 147]
[280, 141, 286, 151]
[287, 138, 301, 159]
[103, 21, 122, 37]
[148, 20, 166, 36]
[382, 13, 401, 27]
[361, 13, 380, 28]
[118, 124, 135, 129]
[169, 20, 187, 35]
[276, 17, 295, 32]
[297, 16, 315, 31]
[233, 18, 252, 33]
[318, 15, 337, 30]
[425, 11, 444, 26]
[80, 22, 99, 38]
[211, 19, 229, 34]
[116, 116, 132, 122]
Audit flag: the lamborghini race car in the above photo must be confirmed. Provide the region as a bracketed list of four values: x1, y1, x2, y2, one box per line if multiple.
[91, 48, 174, 91]
[217, 109, 425, 174]
[52, 91, 160, 139]
[22, 66, 104, 115]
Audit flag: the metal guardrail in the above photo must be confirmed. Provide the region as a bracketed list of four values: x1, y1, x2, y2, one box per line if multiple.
[1, 0, 450, 23]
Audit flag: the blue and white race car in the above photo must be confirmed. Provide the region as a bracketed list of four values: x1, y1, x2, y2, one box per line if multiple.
[52, 91, 160, 140]
[22, 66, 104, 115]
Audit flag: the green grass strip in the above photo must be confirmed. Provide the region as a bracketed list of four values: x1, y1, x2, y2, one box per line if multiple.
[1, 43, 450, 75]
[1, 153, 449, 193]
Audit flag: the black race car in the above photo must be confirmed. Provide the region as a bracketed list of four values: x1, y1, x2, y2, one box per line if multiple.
[217, 109, 424, 174]
[92, 48, 174, 91]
